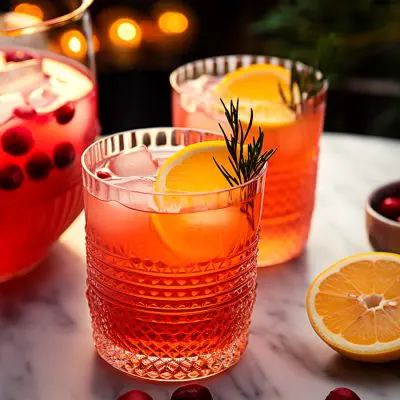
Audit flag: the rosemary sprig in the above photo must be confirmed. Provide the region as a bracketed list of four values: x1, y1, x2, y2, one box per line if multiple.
[213, 98, 276, 187]
[279, 62, 325, 113]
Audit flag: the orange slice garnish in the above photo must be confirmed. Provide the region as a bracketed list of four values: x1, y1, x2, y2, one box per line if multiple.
[152, 141, 251, 263]
[154, 141, 234, 194]
[213, 64, 299, 128]
[307, 252, 400, 362]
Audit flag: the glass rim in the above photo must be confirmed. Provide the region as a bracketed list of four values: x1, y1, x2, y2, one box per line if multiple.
[81, 127, 268, 197]
[169, 54, 329, 98]
[0, 0, 94, 36]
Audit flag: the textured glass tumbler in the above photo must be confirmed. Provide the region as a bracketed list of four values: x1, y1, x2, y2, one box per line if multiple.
[82, 128, 267, 381]
[170, 55, 328, 266]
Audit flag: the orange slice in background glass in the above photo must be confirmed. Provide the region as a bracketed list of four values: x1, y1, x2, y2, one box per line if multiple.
[213, 64, 300, 128]
[307, 252, 400, 362]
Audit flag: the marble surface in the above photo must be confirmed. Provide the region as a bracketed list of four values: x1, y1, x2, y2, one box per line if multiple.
[1, 133, 400, 400]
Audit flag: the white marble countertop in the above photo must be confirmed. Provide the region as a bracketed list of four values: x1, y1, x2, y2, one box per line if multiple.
[1, 133, 400, 400]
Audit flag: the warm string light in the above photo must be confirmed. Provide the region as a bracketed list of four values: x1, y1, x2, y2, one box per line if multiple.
[14, 3, 44, 20]
[60, 30, 87, 59]
[158, 11, 189, 34]
[109, 18, 142, 48]
[52, 7, 192, 58]
[93, 35, 100, 52]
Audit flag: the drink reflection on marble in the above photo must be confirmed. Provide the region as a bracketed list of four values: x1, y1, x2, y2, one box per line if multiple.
[170, 55, 328, 266]
[0, 1, 98, 281]
[82, 128, 266, 381]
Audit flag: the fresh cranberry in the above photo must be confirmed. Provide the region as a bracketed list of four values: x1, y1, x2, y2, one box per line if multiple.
[116, 390, 153, 400]
[325, 387, 361, 400]
[96, 168, 112, 179]
[55, 102, 75, 125]
[5, 50, 34, 63]
[53, 142, 76, 169]
[171, 384, 213, 400]
[379, 197, 400, 220]
[0, 164, 24, 190]
[26, 152, 53, 181]
[2, 127, 34, 156]
[14, 105, 37, 120]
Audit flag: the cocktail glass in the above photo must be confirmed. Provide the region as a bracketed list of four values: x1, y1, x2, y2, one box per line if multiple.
[82, 128, 267, 381]
[170, 55, 328, 266]
[0, 1, 98, 280]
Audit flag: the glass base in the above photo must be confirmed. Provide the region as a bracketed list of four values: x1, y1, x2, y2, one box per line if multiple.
[94, 330, 249, 381]
[257, 236, 306, 267]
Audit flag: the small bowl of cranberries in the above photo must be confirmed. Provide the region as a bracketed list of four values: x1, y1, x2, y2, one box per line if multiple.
[366, 181, 400, 253]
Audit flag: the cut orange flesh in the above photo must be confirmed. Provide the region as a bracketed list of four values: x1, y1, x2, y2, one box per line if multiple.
[213, 64, 299, 127]
[152, 141, 252, 262]
[306, 252, 400, 362]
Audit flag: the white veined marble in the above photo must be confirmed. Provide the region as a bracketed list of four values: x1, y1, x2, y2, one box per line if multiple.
[1, 133, 400, 400]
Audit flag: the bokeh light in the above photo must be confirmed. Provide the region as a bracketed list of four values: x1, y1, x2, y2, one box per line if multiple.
[109, 18, 142, 47]
[14, 3, 44, 20]
[158, 11, 189, 34]
[93, 34, 100, 52]
[60, 30, 88, 59]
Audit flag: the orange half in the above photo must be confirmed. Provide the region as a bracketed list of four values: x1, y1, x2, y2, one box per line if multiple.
[307, 252, 400, 362]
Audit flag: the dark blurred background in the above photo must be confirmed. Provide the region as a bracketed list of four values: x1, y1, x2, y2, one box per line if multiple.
[6, 0, 400, 138]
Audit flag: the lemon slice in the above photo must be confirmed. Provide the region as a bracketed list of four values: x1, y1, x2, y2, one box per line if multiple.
[307, 252, 400, 362]
[213, 64, 299, 128]
[152, 141, 251, 263]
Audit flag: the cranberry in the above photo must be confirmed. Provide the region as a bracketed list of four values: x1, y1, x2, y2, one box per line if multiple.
[171, 384, 213, 400]
[14, 105, 37, 120]
[53, 142, 76, 169]
[326, 388, 361, 400]
[55, 102, 75, 125]
[0, 164, 24, 190]
[96, 168, 112, 179]
[2, 127, 34, 156]
[5, 50, 34, 63]
[379, 197, 400, 220]
[26, 152, 53, 181]
[116, 390, 153, 400]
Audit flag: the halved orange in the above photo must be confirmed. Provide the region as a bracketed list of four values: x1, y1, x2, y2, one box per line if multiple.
[307, 252, 400, 362]
[213, 64, 299, 128]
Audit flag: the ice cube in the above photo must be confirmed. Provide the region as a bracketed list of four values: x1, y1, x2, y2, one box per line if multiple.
[28, 87, 66, 114]
[0, 59, 45, 96]
[0, 93, 25, 124]
[114, 177, 158, 211]
[106, 145, 158, 178]
[43, 58, 93, 102]
[180, 76, 209, 113]
[180, 75, 220, 114]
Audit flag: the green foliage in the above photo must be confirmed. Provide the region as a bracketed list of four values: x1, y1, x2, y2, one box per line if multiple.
[252, 0, 399, 85]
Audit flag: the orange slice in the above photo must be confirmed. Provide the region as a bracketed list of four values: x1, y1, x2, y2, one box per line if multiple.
[152, 141, 251, 263]
[154, 141, 237, 194]
[306, 252, 400, 362]
[213, 64, 299, 127]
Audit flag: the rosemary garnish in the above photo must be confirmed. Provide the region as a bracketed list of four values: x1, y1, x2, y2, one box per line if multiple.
[213, 98, 276, 187]
[279, 62, 325, 113]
